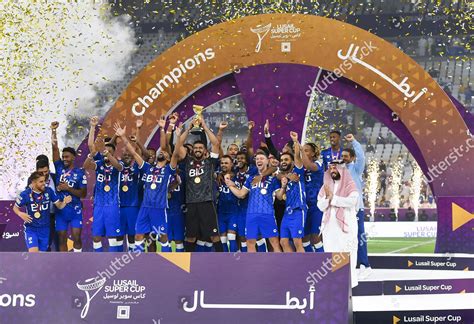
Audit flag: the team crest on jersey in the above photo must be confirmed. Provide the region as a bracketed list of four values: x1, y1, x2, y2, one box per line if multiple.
[45, 193, 49, 199]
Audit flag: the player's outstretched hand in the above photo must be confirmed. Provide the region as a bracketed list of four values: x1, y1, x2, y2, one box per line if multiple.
[288, 173, 300, 182]
[344, 134, 354, 142]
[158, 115, 166, 129]
[63, 195, 73, 204]
[290, 131, 298, 142]
[113, 123, 126, 137]
[136, 118, 143, 129]
[248, 120, 255, 131]
[90, 116, 99, 127]
[50, 121, 59, 130]
[19, 212, 32, 223]
[251, 175, 262, 186]
[219, 121, 228, 130]
[264, 119, 270, 134]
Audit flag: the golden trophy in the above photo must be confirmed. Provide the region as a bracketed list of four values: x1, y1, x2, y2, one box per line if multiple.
[191, 104, 204, 135]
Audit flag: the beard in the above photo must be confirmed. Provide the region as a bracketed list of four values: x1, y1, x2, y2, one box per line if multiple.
[156, 155, 166, 162]
[331, 172, 341, 180]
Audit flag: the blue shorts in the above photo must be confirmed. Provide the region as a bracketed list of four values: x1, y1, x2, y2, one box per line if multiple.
[24, 226, 50, 251]
[304, 204, 323, 235]
[218, 212, 238, 234]
[92, 205, 122, 237]
[281, 209, 306, 239]
[136, 207, 168, 236]
[55, 204, 83, 231]
[237, 207, 247, 237]
[167, 207, 185, 241]
[120, 206, 139, 236]
[245, 213, 279, 239]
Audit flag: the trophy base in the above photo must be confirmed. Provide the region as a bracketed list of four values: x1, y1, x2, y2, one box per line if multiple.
[190, 127, 204, 136]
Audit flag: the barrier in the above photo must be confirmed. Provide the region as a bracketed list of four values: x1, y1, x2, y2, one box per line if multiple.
[0, 252, 351, 323]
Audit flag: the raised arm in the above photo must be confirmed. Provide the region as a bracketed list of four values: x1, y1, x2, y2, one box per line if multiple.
[114, 123, 144, 167]
[245, 121, 255, 159]
[170, 124, 186, 169]
[157, 115, 170, 154]
[290, 131, 303, 168]
[217, 121, 228, 157]
[264, 119, 280, 159]
[51, 121, 60, 162]
[88, 116, 99, 153]
[103, 149, 123, 172]
[134, 119, 149, 161]
[346, 134, 365, 175]
[201, 117, 220, 155]
[167, 112, 179, 153]
[83, 150, 98, 171]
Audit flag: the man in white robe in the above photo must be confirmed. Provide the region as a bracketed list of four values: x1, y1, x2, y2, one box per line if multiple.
[317, 161, 359, 288]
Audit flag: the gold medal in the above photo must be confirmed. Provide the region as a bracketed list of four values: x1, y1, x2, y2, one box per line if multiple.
[167, 193, 172, 199]
[122, 185, 129, 192]
[194, 176, 201, 184]
[260, 188, 267, 195]
[104, 185, 111, 192]
[34, 212, 41, 218]
[282, 194, 287, 200]
[150, 183, 157, 190]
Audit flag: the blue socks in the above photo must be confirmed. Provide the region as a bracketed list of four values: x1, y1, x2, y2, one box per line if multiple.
[256, 239, 267, 252]
[314, 241, 324, 252]
[160, 241, 171, 252]
[134, 240, 145, 252]
[303, 241, 314, 252]
[93, 241, 103, 252]
[176, 243, 184, 252]
[228, 233, 237, 252]
[220, 236, 229, 252]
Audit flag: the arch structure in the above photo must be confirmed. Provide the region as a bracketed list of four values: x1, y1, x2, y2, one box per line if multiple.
[80, 14, 474, 253]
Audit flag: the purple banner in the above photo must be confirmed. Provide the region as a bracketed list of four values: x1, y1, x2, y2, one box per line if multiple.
[353, 279, 474, 297]
[0, 253, 351, 323]
[355, 310, 474, 324]
[436, 197, 474, 254]
[367, 255, 474, 271]
[383, 279, 474, 295]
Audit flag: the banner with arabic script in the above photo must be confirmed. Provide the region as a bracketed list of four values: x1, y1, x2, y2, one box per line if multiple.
[0, 252, 351, 323]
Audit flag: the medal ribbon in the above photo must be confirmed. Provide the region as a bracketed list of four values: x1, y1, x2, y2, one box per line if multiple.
[152, 166, 162, 186]
[104, 166, 111, 189]
[30, 191, 44, 213]
[122, 167, 129, 187]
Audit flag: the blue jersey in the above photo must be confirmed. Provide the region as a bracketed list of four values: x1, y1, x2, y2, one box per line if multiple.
[244, 174, 280, 215]
[283, 166, 306, 210]
[321, 147, 343, 171]
[218, 175, 240, 214]
[304, 161, 324, 206]
[119, 161, 141, 207]
[235, 165, 258, 210]
[168, 174, 185, 211]
[54, 160, 87, 206]
[140, 162, 176, 209]
[15, 187, 59, 228]
[94, 160, 120, 207]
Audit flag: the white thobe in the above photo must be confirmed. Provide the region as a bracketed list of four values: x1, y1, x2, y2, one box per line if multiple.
[317, 180, 359, 288]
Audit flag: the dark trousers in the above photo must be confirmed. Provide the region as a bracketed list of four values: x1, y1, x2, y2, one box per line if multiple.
[356, 209, 370, 267]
